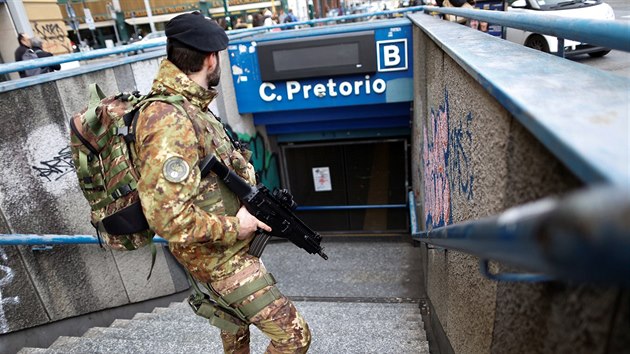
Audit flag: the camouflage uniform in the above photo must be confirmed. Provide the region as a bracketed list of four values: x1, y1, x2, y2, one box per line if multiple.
[134, 59, 311, 353]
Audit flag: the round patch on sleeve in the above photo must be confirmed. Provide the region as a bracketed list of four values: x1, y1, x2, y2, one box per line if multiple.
[162, 156, 190, 183]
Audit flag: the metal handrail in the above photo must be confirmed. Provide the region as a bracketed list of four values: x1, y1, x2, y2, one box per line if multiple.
[0, 234, 167, 245]
[297, 204, 407, 211]
[410, 186, 630, 285]
[424, 6, 630, 53]
[0, 6, 426, 76]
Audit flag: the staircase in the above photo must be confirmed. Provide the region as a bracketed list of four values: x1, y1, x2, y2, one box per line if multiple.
[16, 237, 428, 353]
[18, 299, 429, 353]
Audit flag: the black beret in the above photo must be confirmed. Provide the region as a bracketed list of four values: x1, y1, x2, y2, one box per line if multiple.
[166, 12, 228, 53]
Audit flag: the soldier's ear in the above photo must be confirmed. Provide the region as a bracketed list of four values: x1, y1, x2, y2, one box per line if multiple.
[204, 52, 217, 70]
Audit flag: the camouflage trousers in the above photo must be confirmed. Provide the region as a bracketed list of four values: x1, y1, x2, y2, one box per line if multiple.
[211, 258, 311, 354]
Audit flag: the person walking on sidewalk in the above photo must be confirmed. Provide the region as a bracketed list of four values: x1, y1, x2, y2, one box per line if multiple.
[133, 11, 311, 353]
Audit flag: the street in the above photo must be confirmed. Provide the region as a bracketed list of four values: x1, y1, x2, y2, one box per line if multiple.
[575, 0, 630, 78]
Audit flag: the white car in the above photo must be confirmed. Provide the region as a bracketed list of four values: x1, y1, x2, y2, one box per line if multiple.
[139, 31, 166, 51]
[505, 0, 616, 57]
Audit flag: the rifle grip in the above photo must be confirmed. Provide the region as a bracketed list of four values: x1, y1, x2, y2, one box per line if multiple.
[248, 232, 272, 258]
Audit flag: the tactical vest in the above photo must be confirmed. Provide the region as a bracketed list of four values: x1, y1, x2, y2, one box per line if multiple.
[135, 98, 280, 332]
[132, 98, 253, 218]
[185, 101, 253, 216]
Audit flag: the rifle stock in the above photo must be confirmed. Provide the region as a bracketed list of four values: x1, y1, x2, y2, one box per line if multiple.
[200, 155, 328, 260]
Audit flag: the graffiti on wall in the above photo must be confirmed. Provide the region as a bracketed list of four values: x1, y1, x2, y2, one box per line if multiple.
[32, 21, 72, 54]
[27, 125, 78, 199]
[32, 147, 74, 182]
[422, 89, 474, 229]
[30, 125, 280, 192]
[225, 126, 281, 190]
[0, 248, 19, 334]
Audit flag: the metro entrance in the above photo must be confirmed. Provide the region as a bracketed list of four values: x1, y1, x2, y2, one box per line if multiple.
[281, 139, 409, 234]
[228, 20, 415, 235]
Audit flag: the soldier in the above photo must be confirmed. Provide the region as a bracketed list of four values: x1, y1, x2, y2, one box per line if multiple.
[133, 12, 311, 353]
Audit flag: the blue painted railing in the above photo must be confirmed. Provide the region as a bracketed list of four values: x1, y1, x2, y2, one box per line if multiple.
[0, 234, 167, 245]
[297, 204, 407, 211]
[3, 6, 628, 75]
[409, 13, 629, 190]
[410, 186, 630, 285]
[0, 6, 426, 76]
[407, 12, 630, 285]
[0, 50, 166, 93]
[425, 6, 630, 53]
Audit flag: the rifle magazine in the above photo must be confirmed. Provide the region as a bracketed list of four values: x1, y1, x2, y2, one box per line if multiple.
[248, 232, 272, 257]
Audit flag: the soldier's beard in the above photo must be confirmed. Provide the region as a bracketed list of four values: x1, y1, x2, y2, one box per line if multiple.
[207, 64, 221, 88]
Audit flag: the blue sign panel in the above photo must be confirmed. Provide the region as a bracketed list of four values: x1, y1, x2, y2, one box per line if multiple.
[228, 22, 413, 114]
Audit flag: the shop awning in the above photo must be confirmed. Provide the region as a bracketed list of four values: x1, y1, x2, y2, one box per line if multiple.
[125, 12, 187, 26]
[79, 20, 115, 30]
[124, 1, 281, 25]
[209, 1, 280, 15]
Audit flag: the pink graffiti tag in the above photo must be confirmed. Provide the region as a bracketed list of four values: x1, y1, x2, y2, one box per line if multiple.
[423, 97, 451, 228]
[422, 89, 475, 229]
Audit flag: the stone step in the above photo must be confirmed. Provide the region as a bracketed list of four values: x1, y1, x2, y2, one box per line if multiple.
[45, 328, 428, 354]
[142, 307, 423, 324]
[108, 319, 132, 328]
[44, 336, 228, 353]
[16, 348, 50, 354]
[88, 316, 425, 341]
[22, 301, 428, 353]
[166, 300, 422, 310]
[154, 301, 422, 318]
[131, 310, 423, 325]
[80, 323, 425, 343]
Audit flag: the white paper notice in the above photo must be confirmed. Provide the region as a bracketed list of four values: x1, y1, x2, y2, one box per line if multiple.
[312, 167, 332, 192]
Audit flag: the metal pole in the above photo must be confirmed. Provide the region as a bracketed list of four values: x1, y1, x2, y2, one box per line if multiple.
[557, 38, 565, 58]
[65, 2, 82, 47]
[308, 0, 314, 20]
[223, 0, 232, 30]
[144, 0, 157, 33]
[199, 0, 210, 16]
[108, 3, 121, 44]
[413, 186, 630, 285]
[6, 0, 32, 36]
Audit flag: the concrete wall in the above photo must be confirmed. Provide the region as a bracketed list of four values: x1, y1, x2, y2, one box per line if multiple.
[0, 57, 192, 338]
[0, 3, 19, 81]
[411, 14, 630, 354]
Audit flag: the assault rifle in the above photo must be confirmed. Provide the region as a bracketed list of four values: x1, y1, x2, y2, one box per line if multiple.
[200, 155, 328, 260]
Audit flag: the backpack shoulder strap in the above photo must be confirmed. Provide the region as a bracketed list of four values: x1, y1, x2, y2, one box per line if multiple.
[138, 94, 186, 114]
[129, 93, 188, 137]
[84, 83, 107, 135]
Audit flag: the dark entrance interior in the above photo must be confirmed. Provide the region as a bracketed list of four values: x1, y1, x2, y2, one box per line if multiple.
[282, 139, 408, 234]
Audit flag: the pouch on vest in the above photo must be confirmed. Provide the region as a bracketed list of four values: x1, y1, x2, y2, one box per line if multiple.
[186, 271, 282, 332]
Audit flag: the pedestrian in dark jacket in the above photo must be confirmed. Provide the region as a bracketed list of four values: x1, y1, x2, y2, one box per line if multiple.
[31, 37, 61, 73]
[14, 33, 33, 78]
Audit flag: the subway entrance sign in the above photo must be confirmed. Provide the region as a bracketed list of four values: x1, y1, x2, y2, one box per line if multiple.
[228, 19, 413, 114]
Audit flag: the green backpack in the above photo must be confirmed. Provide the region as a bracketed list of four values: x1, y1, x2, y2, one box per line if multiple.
[69, 84, 183, 277]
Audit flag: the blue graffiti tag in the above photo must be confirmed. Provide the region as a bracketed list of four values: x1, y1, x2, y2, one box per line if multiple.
[422, 89, 474, 228]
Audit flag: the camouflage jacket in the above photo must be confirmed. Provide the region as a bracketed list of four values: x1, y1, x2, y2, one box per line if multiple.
[134, 59, 257, 282]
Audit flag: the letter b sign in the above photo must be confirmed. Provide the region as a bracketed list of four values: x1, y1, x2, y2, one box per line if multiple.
[377, 39, 408, 72]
